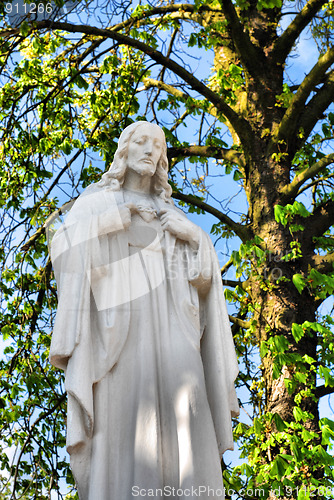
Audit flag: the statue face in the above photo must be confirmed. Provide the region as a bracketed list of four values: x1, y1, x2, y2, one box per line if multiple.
[126, 123, 164, 177]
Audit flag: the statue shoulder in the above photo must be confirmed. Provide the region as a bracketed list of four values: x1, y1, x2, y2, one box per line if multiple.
[79, 182, 101, 197]
[71, 184, 123, 215]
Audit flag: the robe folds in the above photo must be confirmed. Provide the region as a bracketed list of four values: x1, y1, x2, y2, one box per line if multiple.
[49, 183, 239, 500]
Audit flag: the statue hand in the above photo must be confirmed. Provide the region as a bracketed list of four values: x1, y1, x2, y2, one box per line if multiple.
[159, 209, 199, 249]
[119, 203, 135, 229]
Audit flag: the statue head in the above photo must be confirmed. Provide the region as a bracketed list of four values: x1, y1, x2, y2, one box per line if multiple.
[98, 122, 173, 202]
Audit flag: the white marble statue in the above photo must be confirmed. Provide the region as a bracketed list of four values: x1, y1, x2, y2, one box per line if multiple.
[49, 122, 239, 500]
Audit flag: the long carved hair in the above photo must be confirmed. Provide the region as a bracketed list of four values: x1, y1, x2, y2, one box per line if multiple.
[98, 122, 173, 203]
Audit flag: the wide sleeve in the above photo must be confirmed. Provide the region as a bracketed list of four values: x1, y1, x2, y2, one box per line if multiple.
[49, 186, 127, 370]
[49, 187, 132, 463]
[200, 233, 239, 455]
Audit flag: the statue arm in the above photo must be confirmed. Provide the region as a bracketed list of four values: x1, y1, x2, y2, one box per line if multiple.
[187, 230, 213, 295]
[50, 190, 130, 370]
[200, 240, 240, 455]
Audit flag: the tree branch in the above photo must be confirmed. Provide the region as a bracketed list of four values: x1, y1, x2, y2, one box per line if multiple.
[219, 0, 266, 80]
[224, 279, 240, 287]
[224, 279, 249, 290]
[315, 384, 334, 399]
[229, 315, 251, 329]
[273, 46, 334, 144]
[297, 172, 334, 197]
[221, 256, 233, 275]
[140, 77, 188, 100]
[310, 252, 334, 274]
[112, 4, 222, 32]
[307, 199, 334, 238]
[140, 77, 225, 122]
[296, 70, 334, 148]
[272, 0, 327, 63]
[168, 144, 243, 166]
[1, 20, 252, 147]
[21, 226, 45, 252]
[172, 191, 251, 242]
[281, 152, 334, 201]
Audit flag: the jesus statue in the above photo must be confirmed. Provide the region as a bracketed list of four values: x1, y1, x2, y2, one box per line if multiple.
[49, 121, 239, 500]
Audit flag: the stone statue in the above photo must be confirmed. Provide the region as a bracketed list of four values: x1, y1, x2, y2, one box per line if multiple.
[49, 122, 239, 500]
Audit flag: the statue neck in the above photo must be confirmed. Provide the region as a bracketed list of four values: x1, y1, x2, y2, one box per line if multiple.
[122, 169, 153, 195]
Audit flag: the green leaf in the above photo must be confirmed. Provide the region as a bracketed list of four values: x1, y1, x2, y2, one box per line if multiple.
[291, 323, 305, 342]
[320, 424, 334, 445]
[318, 365, 333, 387]
[272, 335, 289, 353]
[269, 456, 287, 479]
[254, 417, 262, 436]
[260, 340, 268, 357]
[272, 413, 286, 432]
[291, 442, 303, 461]
[60, 139, 72, 155]
[293, 406, 310, 422]
[274, 204, 285, 224]
[293, 201, 309, 218]
[20, 21, 30, 37]
[292, 274, 306, 294]
[284, 378, 294, 393]
[294, 372, 307, 384]
[233, 169, 243, 181]
[301, 427, 316, 442]
[74, 75, 89, 90]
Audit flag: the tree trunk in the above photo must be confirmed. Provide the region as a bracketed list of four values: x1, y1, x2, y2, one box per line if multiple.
[214, 6, 324, 491]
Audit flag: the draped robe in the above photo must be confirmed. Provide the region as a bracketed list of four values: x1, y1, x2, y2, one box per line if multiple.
[49, 183, 239, 499]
